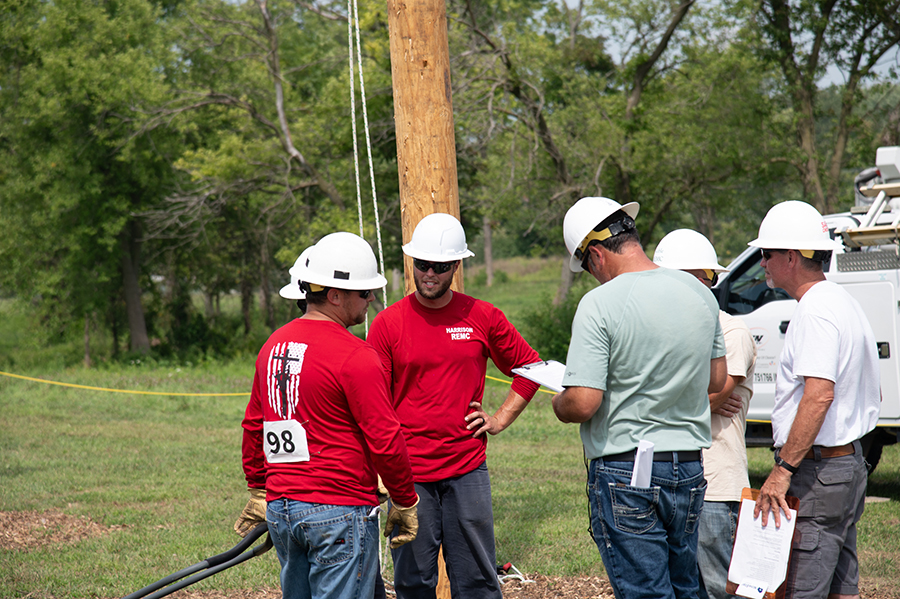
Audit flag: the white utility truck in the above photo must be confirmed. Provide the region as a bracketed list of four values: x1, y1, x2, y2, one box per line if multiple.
[712, 146, 900, 471]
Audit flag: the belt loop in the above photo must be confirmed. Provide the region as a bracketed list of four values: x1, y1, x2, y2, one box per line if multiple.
[673, 451, 680, 465]
[813, 446, 822, 461]
[853, 439, 862, 456]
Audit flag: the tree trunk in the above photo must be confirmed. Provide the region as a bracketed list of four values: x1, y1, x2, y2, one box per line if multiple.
[120, 221, 150, 354]
[260, 242, 275, 330]
[796, 94, 827, 212]
[111, 300, 120, 357]
[241, 275, 253, 336]
[554, 257, 574, 305]
[483, 214, 494, 287]
[83, 313, 92, 368]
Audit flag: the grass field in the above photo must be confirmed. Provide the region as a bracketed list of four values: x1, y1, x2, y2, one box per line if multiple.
[1, 258, 898, 597]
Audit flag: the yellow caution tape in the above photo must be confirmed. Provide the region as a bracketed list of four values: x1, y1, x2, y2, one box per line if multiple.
[485, 374, 556, 395]
[0, 370, 249, 397]
[1, 370, 553, 397]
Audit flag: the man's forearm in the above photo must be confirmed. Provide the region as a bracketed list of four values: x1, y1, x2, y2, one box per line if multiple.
[777, 377, 834, 467]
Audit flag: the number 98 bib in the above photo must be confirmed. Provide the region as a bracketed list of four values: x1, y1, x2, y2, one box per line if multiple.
[263, 420, 310, 463]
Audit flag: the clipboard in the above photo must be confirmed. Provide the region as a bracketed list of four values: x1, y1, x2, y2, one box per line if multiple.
[511, 360, 566, 392]
[725, 488, 800, 599]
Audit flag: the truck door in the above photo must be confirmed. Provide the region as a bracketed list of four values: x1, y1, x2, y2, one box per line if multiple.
[714, 248, 796, 425]
[841, 282, 900, 419]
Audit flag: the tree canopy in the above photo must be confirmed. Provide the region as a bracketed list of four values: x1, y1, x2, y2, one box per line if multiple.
[1, 0, 898, 361]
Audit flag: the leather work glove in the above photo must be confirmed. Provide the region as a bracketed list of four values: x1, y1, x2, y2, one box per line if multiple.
[376, 475, 389, 505]
[234, 487, 268, 537]
[384, 496, 419, 549]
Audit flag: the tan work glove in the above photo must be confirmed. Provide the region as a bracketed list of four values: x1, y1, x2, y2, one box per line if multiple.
[376, 475, 389, 505]
[234, 488, 267, 537]
[384, 495, 419, 549]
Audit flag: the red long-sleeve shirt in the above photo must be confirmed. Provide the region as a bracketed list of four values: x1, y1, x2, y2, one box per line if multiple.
[367, 292, 540, 482]
[241, 318, 417, 507]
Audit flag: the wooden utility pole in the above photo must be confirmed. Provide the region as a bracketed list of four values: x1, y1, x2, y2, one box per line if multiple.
[386, 0, 464, 296]
[386, 2, 458, 597]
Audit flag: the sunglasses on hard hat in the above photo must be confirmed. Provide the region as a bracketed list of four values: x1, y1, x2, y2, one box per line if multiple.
[413, 258, 456, 274]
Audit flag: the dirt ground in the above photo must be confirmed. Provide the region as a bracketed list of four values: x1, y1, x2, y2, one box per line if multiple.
[2, 509, 896, 599]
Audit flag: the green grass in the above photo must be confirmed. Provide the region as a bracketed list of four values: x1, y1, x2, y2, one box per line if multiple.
[2, 259, 899, 596]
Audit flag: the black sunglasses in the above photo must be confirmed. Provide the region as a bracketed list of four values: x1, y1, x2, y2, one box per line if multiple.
[760, 249, 787, 261]
[358, 289, 372, 299]
[413, 258, 456, 274]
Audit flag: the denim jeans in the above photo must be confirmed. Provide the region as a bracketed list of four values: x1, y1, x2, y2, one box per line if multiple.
[390, 462, 501, 599]
[267, 498, 380, 599]
[697, 501, 739, 599]
[588, 456, 707, 599]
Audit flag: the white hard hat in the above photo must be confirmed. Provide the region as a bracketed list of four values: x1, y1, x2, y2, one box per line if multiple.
[297, 232, 387, 290]
[563, 197, 640, 272]
[748, 200, 840, 253]
[402, 213, 475, 262]
[653, 229, 729, 273]
[280, 247, 314, 300]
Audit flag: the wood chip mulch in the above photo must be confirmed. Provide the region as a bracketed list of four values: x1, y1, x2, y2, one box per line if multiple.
[0, 508, 126, 551]
[2, 510, 897, 598]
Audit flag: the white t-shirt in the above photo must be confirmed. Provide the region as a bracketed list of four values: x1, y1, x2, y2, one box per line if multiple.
[703, 312, 756, 502]
[773, 281, 881, 447]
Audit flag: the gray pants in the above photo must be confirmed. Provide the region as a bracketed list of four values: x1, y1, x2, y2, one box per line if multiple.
[785, 441, 867, 598]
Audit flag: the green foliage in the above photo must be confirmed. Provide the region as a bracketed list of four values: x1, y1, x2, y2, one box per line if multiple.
[2, 0, 899, 364]
[518, 276, 596, 362]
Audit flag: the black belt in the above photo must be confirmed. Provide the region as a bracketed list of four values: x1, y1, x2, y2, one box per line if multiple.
[602, 450, 702, 463]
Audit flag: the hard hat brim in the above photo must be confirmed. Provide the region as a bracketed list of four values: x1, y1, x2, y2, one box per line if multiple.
[747, 237, 842, 251]
[402, 244, 475, 262]
[279, 283, 306, 300]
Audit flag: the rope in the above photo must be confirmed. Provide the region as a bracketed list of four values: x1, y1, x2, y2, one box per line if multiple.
[351, 0, 388, 309]
[347, 0, 367, 334]
[347, 0, 388, 318]
[0, 370, 249, 396]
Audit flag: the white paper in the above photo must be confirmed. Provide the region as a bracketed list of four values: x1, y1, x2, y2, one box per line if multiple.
[511, 360, 567, 392]
[735, 580, 768, 599]
[629, 440, 655, 487]
[728, 498, 796, 596]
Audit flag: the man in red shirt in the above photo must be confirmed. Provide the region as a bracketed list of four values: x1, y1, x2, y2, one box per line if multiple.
[235, 232, 419, 599]
[368, 213, 541, 599]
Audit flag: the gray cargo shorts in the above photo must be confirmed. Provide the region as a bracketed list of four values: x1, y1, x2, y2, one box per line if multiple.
[785, 440, 867, 598]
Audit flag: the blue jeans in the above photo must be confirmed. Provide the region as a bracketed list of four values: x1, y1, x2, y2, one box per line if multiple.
[697, 501, 739, 599]
[390, 462, 501, 599]
[588, 456, 707, 599]
[266, 498, 380, 599]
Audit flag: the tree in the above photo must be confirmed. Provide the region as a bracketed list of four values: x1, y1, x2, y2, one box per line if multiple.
[752, 0, 900, 212]
[0, 0, 178, 354]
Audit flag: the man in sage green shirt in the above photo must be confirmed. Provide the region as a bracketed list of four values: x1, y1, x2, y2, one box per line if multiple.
[552, 197, 726, 599]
